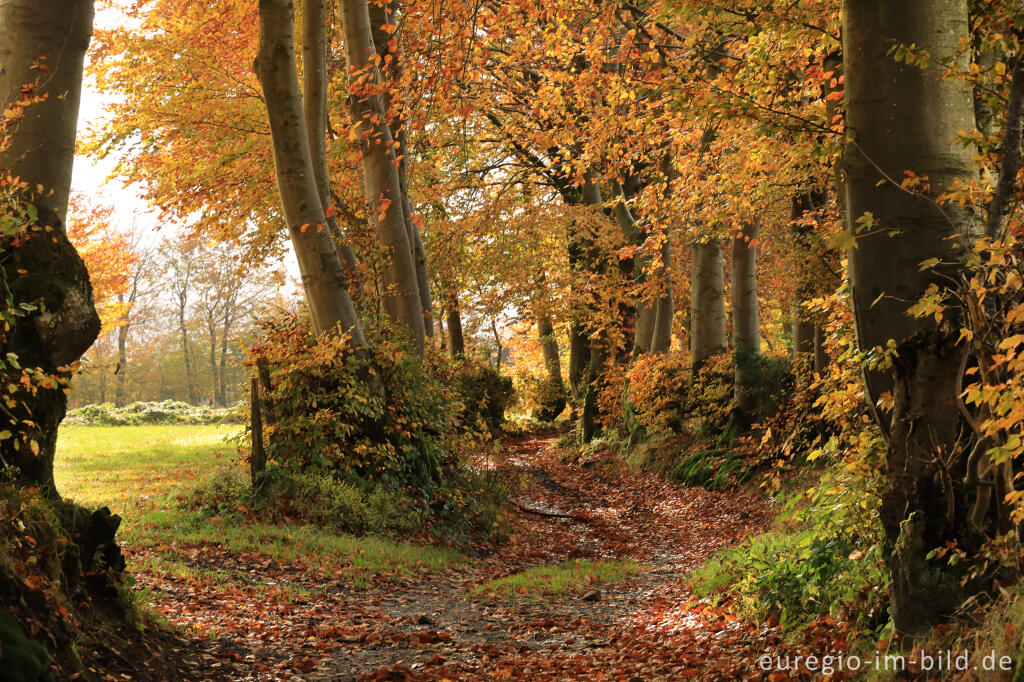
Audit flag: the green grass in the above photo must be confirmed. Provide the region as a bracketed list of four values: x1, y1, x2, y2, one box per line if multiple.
[55, 424, 240, 516]
[470, 559, 643, 601]
[53, 424, 465, 588]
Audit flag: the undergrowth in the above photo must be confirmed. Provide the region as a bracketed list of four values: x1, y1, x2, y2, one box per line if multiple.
[66, 400, 244, 426]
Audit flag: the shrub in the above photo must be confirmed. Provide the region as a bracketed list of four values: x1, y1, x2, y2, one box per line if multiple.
[623, 350, 793, 444]
[625, 352, 690, 435]
[183, 468, 423, 537]
[733, 349, 794, 423]
[444, 358, 514, 435]
[246, 314, 510, 545]
[249, 316, 458, 493]
[686, 354, 736, 437]
[528, 376, 568, 423]
[425, 466, 509, 547]
[690, 469, 888, 638]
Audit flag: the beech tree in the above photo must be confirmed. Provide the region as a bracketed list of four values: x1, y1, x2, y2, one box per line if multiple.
[254, 0, 365, 342]
[689, 240, 726, 369]
[0, 0, 100, 489]
[338, 0, 426, 350]
[731, 221, 761, 416]
[842, 0, 980, 636]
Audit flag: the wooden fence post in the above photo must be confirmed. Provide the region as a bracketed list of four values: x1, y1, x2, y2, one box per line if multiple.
[257, 358, 276, 424]
[251, 377, 266, 487]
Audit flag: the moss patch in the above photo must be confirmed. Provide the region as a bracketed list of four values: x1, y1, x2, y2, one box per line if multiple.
[469, 559, 643, 601]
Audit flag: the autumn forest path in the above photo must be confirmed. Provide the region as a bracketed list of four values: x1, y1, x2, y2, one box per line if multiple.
[139, 433, 782, 681]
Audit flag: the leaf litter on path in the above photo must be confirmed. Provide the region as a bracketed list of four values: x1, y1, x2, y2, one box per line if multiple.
[132, 434, 795, 680]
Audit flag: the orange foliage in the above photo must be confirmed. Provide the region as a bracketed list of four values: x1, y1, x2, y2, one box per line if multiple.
[66, 193, 137, 331]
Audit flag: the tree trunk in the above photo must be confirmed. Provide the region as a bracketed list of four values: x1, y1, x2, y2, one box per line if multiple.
[633, 303, 655, 355]
[115, 301, 128, 407]
[567, 323, 591, 401]
[300, 0, 360, 274]
[538, 315, 563, 386]
[792, 314, 815, 356]
[583, 335, 607, 444]
[790, 191, 824, 364]
[580, 175, 608, 442]
[411, 217, 434, 339]
[731, 221, 760, 415]
[446, 304, 465, 359]
[813, 323, 828, 374]
[0, 0, 100, 491]
[533, 314, 566, 422]
[690, 240, 726, 370]
[178, 304, 199, 403]
[650, 233, 674, 354]
[207, 318, 217, 403]
[650, 154, 676, 355]
[842, 0, 979, 637]
[368, 1, 433, 339]
[217, 305, 234, 407]
[985, 46, 1024, 239]
[338, 0, 424, 351]
[254, 0, 365, 342]
[610, 191, 654, 357]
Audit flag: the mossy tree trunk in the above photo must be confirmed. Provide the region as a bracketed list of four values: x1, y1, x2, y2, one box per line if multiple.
[842, 0, 979, 638]
[731, 220, 760, 417]
[0, 0, 101, 492]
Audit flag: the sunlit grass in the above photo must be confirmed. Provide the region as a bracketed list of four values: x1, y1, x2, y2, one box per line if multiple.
[55, 424, 241, 516]
[135, 509, 465, 587]
[54, 424, 465, 587]
[470, 559, 643, 601]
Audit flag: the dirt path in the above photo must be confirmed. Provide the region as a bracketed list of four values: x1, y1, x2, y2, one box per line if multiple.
[135, 433, 784, 680]
[304, 434, 779, 681]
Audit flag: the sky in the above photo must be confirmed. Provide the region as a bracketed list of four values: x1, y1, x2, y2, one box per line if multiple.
[69, 5, 153, 236]
[70, 83, 156, 238]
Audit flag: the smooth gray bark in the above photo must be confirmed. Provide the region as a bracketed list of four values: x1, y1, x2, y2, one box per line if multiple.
[842, 0, 979, 637]
[650, 233, 674, 354]
[254, 0, 365, 342]
[301, 0, 360, 273]
[367, 2, 433, 337]
[689, 240, 726, 369]
[731, 222, 760, 356]
[843, 0, 978, 413]
[731, 221, 760, 414]
[339, 0, 425, 351]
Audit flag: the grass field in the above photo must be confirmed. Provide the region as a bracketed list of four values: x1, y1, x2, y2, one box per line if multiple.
[53, 424, 464, 588]
[55, 424, 241, 518]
